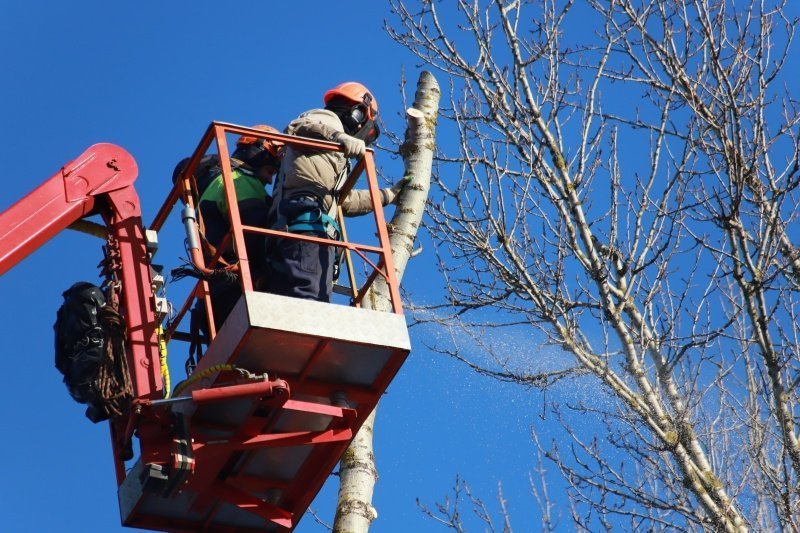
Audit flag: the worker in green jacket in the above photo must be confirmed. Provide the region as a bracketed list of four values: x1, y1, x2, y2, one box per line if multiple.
[173, 125, 283, 327]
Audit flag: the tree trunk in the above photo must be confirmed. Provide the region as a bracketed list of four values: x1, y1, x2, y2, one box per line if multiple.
[332, 71, 440, 533]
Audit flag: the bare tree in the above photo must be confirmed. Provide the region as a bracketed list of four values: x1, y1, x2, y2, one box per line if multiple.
[332, 71, 440, 532]
[387, 1, 800, 531]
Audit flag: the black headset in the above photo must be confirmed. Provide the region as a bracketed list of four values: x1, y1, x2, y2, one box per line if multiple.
[340, 104, 368, 133]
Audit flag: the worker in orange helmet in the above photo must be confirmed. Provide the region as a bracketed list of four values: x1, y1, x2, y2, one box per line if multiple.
[266, 82, 411, 302]
[172, 125, 283, 328]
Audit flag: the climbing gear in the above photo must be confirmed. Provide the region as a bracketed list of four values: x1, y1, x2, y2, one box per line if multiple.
[286, 207, 344, 281]
[54, 282, 107, 405]
[53, 281, 133, 423]
[286, 210, 341, 239]
[92, 293, 132, 422]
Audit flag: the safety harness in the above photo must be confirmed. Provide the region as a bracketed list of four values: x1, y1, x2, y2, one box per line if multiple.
[286, 209, 340, 239]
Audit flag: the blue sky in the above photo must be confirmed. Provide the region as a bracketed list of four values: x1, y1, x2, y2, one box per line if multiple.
[0, 2, 551, 532]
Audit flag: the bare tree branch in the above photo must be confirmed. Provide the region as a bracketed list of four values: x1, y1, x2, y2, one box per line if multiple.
[388, 0, 800, 530]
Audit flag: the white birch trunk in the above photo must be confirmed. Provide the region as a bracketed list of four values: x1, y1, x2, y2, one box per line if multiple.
[332, 71, 440, 533]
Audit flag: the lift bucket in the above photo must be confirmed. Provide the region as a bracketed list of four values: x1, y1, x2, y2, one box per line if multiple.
[118, 123, 410, 531]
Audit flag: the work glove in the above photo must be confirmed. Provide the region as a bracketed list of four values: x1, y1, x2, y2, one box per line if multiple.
[336, 132, 366, 158]
[381, 175, 414, 205]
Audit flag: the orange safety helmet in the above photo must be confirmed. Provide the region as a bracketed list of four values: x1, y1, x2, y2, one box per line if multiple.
[236, 124, 283, 157]
[324, 82, 378, 121]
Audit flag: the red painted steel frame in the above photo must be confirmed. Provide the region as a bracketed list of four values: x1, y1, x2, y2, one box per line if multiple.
[0, 144, 163, 479]
[0, 129, 408, 532]
[135, 123, 409, 531]
[1, 144, 132, 274]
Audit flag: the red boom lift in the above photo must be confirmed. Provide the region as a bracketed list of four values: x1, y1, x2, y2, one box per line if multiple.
[0, 123, 410, 532]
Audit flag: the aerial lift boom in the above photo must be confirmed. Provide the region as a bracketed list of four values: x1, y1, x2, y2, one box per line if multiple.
[0, 143, 163, 407]
[0, 126, 411, 532]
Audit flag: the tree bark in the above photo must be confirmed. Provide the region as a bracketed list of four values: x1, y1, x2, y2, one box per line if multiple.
[332, 71, 440, 532]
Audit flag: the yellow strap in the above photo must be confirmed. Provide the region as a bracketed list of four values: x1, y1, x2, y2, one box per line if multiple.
[172, 363, 241, 398]
[156, 325, 171, 399]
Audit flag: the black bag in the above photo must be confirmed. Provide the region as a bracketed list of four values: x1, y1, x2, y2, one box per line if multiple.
[54, 282, 107, 408]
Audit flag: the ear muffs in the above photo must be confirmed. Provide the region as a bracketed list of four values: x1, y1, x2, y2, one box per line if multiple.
[341, 104, 369, 135]
[341, 102, 381, 145]
[249, 148, 281, 170]
[233, 144, 281, 171]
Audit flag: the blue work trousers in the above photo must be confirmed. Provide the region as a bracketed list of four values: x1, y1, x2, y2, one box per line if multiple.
[266, 196, 335, 302]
